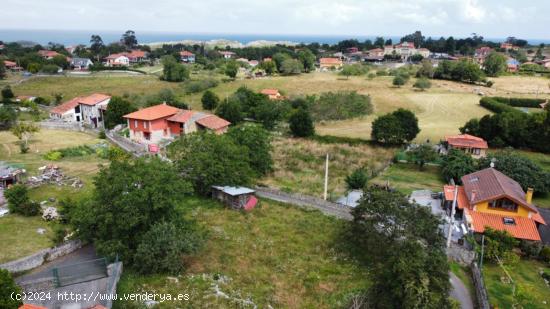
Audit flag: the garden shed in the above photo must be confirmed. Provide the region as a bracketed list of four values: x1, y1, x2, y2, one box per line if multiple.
[0, 162, 24, 188]
[212, 186, 257, 211]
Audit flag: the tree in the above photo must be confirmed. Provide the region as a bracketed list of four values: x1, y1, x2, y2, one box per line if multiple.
[289, 108, 315, 137]
[1, 85, 14, 101]
[259, 59, 276, 75]
[225, 61, 239, 79]
[121, 30, 138, 49]
[168, 132, 254, 195]
[345, 168, 368, 190]
[161, 55, 189, 82]
[201, 90, 220, 110]
[0, 60, 6, 79]
[5, 184, 40, 216]
[371, 109, 419, 144]
[478, 151, 550, 193]
[392, 75, 406, 87]
[104, 96, 137, 129]
[350, 187, 450, 308]
[393, 108, 420, 141]
[483, 52, 507, 77]
[483, 227, 519, 263]
[441, 149, 476, 183]
[374, 37, 385, 48]
[0, 269, 23, 309]
[280, 58, 303, 75]
[297, 49, 316, 72]
[70, 158, 194, 262]
[0, 106, 17, 130]
[401, 30, 425, 48]
[215, 98, 243, 124]
[51, 54, 69, 69]
[272, 52, 291, 72]
[134, 221, 204, 274]
[459, 118, 480, 136]
[11, 122, 39, 153]
[416, 59, 434, 78]
[227, 124, 273, 176]
[90, 35, 104, 54]
[409, 144, 437, 170]
[413, 78, 432, 91]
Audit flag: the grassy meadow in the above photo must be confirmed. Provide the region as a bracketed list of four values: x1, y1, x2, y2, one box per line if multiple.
[115, 198, 367, 309]
[371, 163, 446, 195]
[0, 129, 108, 262]
[260, 137, 396, 198]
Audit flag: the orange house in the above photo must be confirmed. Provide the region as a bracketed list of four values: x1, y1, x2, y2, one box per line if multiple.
[443, 168, 546, 241]
[445, 134, 488, 158]
[319, 57, 343, 69]
[123, 103, 230, 145]
[260, 89, 283, 100]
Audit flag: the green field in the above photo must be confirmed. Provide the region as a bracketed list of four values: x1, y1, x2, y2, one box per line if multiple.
[372, 163, 446, 195]
[0, 129, 108, 262]
[114, 198, 368, 309]
[483, 259, 550, 309]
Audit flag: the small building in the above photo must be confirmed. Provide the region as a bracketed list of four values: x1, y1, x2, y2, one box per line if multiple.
[70, 58, 93, 71]
[474, 47, 493, 64]
[367, 48, 384, 58]
[38, 50, 61, 60]
[78, 94, 111, 128]
[180, 51, 195, 63]
[443, 168, 546, 241]
[0, 162, 24, 188]
[248, 60, 259, 67]
[105, 53, 130, 67]
[507, 58, 520, 72]
[50, 97, 83, 122]
[319, 57, 343, 69]
[219, 51, 236, 59]
[444, 134, 488, 159]
[212, 186, 257, 210]
[260, 88, 282, 100]
[4, 60, 23, 71]
[125, 50, 148, 63]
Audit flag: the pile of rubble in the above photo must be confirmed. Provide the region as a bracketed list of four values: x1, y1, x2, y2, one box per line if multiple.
[26, 165, 83, 188]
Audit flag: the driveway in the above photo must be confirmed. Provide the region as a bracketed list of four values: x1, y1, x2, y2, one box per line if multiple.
[450, 272, 474, 309]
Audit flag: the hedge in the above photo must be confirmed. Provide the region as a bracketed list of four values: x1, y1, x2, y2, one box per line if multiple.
[479, 97, 519, 113]
[491, 97, 547, 108]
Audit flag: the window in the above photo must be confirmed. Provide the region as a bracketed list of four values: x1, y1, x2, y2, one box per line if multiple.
[503, 217, 515, 225]
[144, 121, 148, 129]
[134, 120, 138, 127]
[473, 148, 480, 155]
[489, 198, 518, 212]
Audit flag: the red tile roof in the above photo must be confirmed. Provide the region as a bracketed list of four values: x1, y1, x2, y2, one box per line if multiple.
[38, 50, 60, 58]
[260, 89, 280, 96]
[126, 50, 146, 58]
[467, 210, 541, 241]
[319, 57, 342, 65]
[79, 94, 111, 106]
[89, 305, 108, 309]
[219, 51, 235, 56]
[19, 305, 48, 309]
[51, 97, 82, 115]
[4, 60, 17, 67]
[180, 51, 194, 56]
[196, 115, 231, 130]
[443, 185, 469, 210]
[167, 110, 195, 123]
[105, 53, 128, 60]
[462, 168, 537, 212]
[123, 103, 181, 121]
[445, 134, 488, 149]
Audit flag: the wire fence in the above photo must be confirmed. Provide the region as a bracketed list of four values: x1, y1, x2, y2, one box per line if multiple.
[53, 257, 108, 287]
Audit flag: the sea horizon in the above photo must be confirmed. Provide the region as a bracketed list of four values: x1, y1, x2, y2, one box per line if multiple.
[2, 28, 550, 47]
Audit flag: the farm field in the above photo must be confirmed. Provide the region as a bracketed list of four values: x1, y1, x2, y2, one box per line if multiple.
[261, 137, 396, 198]
[114, 198, 368, 309]
[483, 259, 550, 309]
[0, 129, 108, 262]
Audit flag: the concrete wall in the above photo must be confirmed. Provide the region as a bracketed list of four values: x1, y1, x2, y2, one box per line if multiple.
[0, 240, 82, 273]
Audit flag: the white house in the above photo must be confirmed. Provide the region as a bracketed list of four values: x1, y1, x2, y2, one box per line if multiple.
[50, 97, 83, 122]
[105, 53, 130, 67]
[219, 51, 236, 59]
[78, 94, 111, 128]
[70, 58, 93, 71]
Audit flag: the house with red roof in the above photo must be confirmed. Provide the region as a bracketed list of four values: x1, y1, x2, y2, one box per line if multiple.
[123, 103, 230, 145]
[219, 51, 236, 59]
[180, 50, 195, 63]
[38, 50, 61, 60]
[260, 88, 282, 100]
[105, 53, 130, 67]
[125, 50, 148, 63]
[50, 97, 83, 122]
[78, 94, 111, 128]
[319, 57, 343, 70]
[443, 168, 545, 241]
[4, 60, 23, 71]
[474, 47, 493, 64]
[444, 134, 488, 158]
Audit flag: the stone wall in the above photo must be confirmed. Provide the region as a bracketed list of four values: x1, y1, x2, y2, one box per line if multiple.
[470, 262, 491, 309]
[0, 240, 82, 273]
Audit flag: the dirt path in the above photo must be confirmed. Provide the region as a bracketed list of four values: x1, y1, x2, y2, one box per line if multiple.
[450, 272, 475, 309]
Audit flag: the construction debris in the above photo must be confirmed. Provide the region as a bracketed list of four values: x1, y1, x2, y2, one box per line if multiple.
[26, 165, 83, 188]
[42, 206, 59, 221]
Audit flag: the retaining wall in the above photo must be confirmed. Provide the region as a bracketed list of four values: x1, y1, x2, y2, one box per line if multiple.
[470, 262, 491, 309]
[0, 240, 82, 273]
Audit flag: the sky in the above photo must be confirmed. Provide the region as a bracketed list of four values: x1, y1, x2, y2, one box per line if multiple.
[1, 0, 549, 39]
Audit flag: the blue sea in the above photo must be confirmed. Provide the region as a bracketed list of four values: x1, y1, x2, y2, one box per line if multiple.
[1, 29, 549, 46]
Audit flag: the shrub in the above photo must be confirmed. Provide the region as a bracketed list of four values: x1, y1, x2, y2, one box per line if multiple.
[289, 108, 315, 137]
[98, 130, 106, 139]
[201, 90, 220, 110]
[184, 78, 219, 94]
[44, 151, 63, 161]
[520, 240, 542, 259]
[413, 78, 432, 91]
[479, 97, 520, 113]
[345, 168, 368, 190]
[41, 64, 60, 74]
[5, 184, 40, 216]
[392, 75, 406, 87]
[0, 269, 23, 309]
[540, 246, 550, 263]
[310, 91, 373, 121]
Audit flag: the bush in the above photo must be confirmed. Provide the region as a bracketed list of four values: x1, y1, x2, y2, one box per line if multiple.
[479, 97, 520, 113]
[134, 221, 204, 274]
[41, 64, 60, 74]
[98, 130, 106, 139]
[345, 168, 368, 190]
[540, 246, 550, 263]
[289, 108, 315, 137]
[201, 90, 220, 110]
[520, 240, 542, 259]
[5, 184, 40, 216]
[0, 269, 23, 309]
[392, 75, 406, 87]
[413, 78, 432, 91]
[183, 78, 219, 94]
[44, 151, 63, 161]
[310, 91, 373, 121]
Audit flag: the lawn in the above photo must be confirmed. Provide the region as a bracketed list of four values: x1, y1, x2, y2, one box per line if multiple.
[371, 163, 446, 195]
[0, 129, 108, 262]
[260, 137, 396, 199]
[114, 198, 368, 308]
[483, 259, 550, 309]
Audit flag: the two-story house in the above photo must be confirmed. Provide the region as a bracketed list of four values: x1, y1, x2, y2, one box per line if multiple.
[180, 51, 195, 63]
[50, 97, 83, 122]
[443, 168, 546, 241]
[78, 94, 111, 128]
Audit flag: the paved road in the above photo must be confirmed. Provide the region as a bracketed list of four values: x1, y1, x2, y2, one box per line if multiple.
[450, 272, 474, 309]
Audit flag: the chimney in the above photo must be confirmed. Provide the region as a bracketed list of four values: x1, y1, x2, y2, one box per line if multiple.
[526, 188, 534, 204]
[470, 190, 476, 203]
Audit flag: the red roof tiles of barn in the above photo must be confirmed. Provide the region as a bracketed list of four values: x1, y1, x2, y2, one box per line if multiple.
[445, 134, 488, 149]
[51, 97, 82, 115]
[196, 115, 231, 130]
[124, 103, 181, 121]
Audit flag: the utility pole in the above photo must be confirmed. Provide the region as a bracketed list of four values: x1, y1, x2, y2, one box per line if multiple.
[323, 153, 329, 201]
[446, 183, 458, 248]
